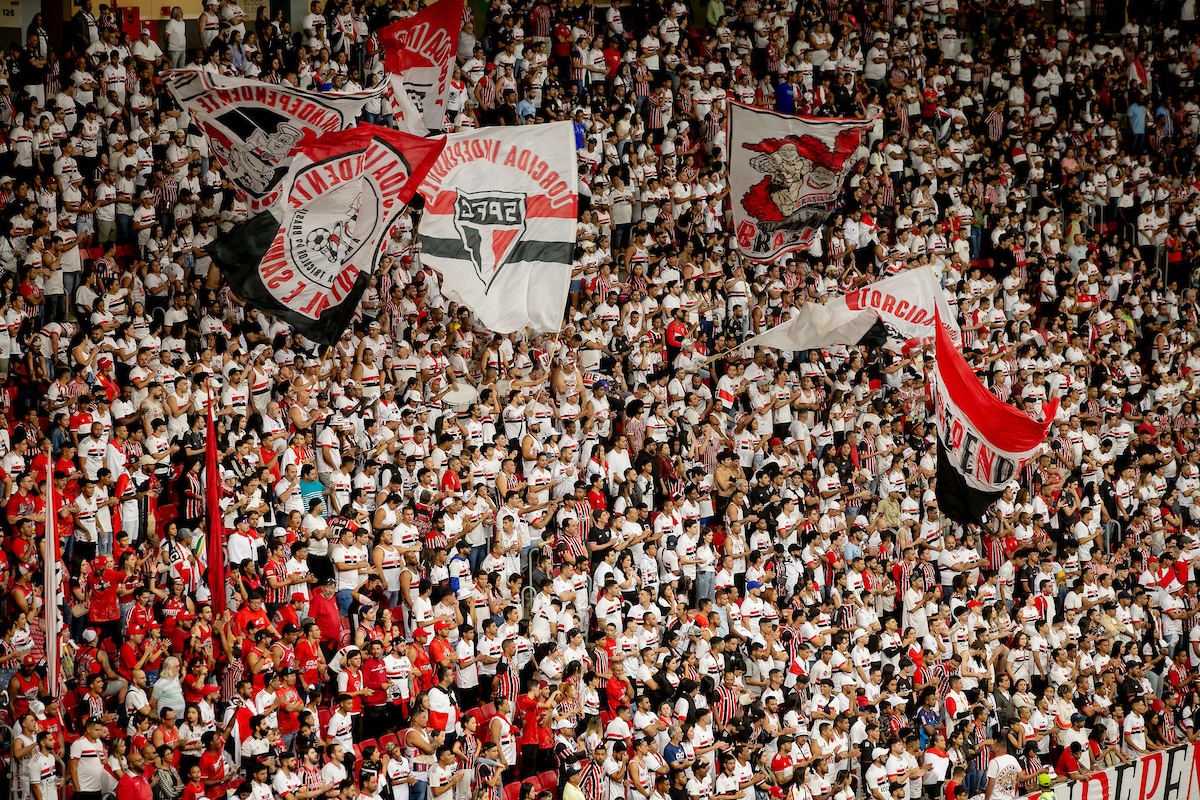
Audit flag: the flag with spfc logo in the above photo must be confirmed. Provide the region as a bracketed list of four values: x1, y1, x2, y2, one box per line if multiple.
[416, 123, 577, 333]
[209, 125, 444, 345]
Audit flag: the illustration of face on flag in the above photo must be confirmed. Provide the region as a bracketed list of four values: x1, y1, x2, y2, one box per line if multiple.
[416, 122, 577, 334]
[378, 0, 464, 132]
[931, 313, 1058, 525]
[164, 70, 385, 213]
[208, 125, 444, 346]
[728, 102, 873, 262]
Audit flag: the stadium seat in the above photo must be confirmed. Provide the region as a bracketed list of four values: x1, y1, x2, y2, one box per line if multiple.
[537, 772, 557, 795]
[360, 738, 377, 754]
[156, 503, 178, 528]
[318, 708, 332, 732]
[480, 702, 496, 720]
[523, 777, 541, 793]
[465, 707, 486, 728]
[378, 733, 399, 752]
[503, 784, 522, 800]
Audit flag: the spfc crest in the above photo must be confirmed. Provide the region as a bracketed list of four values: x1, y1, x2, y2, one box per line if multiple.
[453, 191, 526, 293]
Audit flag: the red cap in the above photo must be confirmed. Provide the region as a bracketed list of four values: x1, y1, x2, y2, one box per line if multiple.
[413, 628, 431, 638]
[127, 626, 145, 637]
[291, 593, 307, 603]
[434, 620, 451, 632]
[21, 655, 36, 666]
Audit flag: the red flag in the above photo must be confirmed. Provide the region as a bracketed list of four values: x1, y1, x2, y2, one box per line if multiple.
[43, 471, 61, 696]
[377, 0, 464, 131]
[206, 382, 226, 616]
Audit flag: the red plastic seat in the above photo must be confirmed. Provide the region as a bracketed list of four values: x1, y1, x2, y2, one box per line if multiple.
[318, 708, 332, 733]
[523, 778, 541, 794]
[479, 702, 497, 720]
[360, 738, 377, 754]
[465, 707, 486, 728]
[503, 784, 522, 800]
[378, 733, 399, 752]
[537, 772, 557, 795]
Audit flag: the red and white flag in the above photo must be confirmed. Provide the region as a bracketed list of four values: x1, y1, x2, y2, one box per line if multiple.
[164, 70, 384, 213]
[378, 0, 465, 132]
[416, 123, 577, 333]
[931, 312, 1058, 525]
[728, 101, 873, 262]
[209, 125, 444, 346]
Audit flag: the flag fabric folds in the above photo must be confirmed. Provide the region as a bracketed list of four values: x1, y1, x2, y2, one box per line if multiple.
[205, 378, 226, 617]
[387, 73, 430, 136]
[43, 471, 61, 696]
[208, 125, 444, 346]
[164, 70, 384, 213]
[416, 122, 578, 334]
[377, 0, 465, 132]
[931, 313, 1058, 525]
[739, 267, 961, 353]
[728, 101, 873, 262]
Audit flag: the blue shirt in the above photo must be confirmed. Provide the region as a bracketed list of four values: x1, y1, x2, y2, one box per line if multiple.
[775, 82, 795, 115]
[1128, 103, 1147, 135]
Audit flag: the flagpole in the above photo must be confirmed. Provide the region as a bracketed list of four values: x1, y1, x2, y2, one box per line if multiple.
[43, 466, 61, 697]
[205, 377, 227, 617]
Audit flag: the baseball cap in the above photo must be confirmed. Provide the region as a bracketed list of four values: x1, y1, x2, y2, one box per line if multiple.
[22, 655, 36, 666]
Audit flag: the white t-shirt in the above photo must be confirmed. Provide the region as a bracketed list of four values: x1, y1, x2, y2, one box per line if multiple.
[986, 754, 1022, 800]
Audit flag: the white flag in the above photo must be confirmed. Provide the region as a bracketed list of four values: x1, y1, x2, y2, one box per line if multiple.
[164, 70, 385, 213]
[387, 73, 430, 136]
[728, 101, 873, 262]
[740, 267, 962, 352]
[416, 123, 578, 333]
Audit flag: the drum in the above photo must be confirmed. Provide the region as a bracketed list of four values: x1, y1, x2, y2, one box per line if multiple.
[442, 383, 479, 415]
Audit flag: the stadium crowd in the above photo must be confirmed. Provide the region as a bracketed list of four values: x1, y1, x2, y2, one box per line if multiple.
[0, 2, 1197, 800]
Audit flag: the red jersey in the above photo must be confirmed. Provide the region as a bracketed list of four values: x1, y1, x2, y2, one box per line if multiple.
[199, 749, 232, 800]
[127, 603, 155, 634]
[296, 638, 323, 689]
[88, 568, 123, 623]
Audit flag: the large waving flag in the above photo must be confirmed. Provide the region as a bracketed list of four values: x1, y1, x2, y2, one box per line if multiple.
[740, 266, 961, 353]
[728, 101, 873, 262]
[932, 312, 1058, 525]
[416, 122, 577, 333]
[378, 0, 465, 132]
[164, 70, 385, 212]
[208, 125, 444, 346]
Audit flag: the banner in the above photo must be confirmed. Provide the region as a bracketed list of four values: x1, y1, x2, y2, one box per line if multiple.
[378, 0, 464, 132]
[1026, 742, 1197, 800]
[728, 102, 872, 262]
[417, 123, 577, 333]
[932, 311, 1056, 525]
[740, 267, 961, 353]
[164, 70, 384, 213]
[209, 125, 444, 346]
